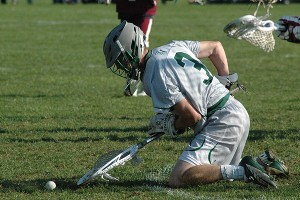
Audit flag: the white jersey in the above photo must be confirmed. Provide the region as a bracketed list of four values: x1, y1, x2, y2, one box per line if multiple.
[143, 40, 229, 117]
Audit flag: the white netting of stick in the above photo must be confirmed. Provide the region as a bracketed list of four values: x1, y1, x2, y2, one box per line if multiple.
[241, 29, 275, 52]
[224, 14, 277, 52]
[224, 0, 279, 52]
[241, 0, 278, 52]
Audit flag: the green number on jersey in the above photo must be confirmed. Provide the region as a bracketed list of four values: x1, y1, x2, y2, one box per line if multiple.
[174, 52, 213, 85]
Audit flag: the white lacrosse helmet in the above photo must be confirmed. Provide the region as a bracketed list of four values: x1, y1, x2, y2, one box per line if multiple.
[103, 21, 146, 80]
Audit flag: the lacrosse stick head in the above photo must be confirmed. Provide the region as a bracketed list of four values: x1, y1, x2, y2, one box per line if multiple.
[77, 147, 137, 185]
[77, 132, 164, 186]
[224, 15, 279, 52]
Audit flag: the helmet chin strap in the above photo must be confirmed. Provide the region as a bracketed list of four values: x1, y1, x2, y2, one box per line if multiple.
[129, 67, 140, 80]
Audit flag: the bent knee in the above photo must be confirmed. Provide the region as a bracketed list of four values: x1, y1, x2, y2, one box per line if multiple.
[168, 160, 193, 188]
[168, 176, 186, 188]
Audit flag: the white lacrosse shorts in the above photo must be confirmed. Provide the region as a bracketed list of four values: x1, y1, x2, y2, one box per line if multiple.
[179, 96, 250, 166]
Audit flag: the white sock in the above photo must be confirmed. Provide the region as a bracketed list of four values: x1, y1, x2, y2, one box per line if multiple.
[220, 165, 245, 181]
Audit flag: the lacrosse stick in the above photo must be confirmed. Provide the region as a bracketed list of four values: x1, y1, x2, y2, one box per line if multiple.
[77, 132, 164, 186]
[224, 15, 286, 52]
[230, 83, 247, 95]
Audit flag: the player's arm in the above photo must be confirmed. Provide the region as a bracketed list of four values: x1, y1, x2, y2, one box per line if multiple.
[171, 98, 202, 130]
[197, 41, 238, 90]
[197, 41, 229, 76]
[148, 98, 202, 137]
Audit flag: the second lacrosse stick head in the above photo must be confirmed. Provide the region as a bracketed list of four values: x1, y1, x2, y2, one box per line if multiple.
[224, 15, 258, 39]
[223, 15, 277, 52]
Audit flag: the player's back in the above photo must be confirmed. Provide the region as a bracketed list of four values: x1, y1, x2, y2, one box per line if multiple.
[143, 40, 229, 116]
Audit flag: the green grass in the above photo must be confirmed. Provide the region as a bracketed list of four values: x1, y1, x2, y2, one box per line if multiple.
[1, 1, 300, 199]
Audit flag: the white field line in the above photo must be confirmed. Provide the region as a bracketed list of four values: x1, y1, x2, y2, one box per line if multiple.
[145, 185, 220, 200]
[144, 164, 221, 200]
[36, 20, 110, 25]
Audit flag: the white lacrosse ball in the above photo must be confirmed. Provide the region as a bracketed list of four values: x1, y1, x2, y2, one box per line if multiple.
[45, 181, 56, 190]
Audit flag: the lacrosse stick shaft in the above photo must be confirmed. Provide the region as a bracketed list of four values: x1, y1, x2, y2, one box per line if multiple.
[230, 87, 241, 95]
[137, 132, 164, 149]
[230, 84, 246, 95]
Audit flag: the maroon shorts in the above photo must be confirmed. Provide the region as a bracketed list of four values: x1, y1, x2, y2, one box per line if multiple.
[119, 15, 152, 35]
[116, 0, 158, 16]
[116, 0, 157, 45]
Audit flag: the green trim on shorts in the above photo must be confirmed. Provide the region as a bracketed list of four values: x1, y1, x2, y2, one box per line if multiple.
[207, 92, 230, 118]
[187, 138, 206, 151]
[208, 142, 218, 164]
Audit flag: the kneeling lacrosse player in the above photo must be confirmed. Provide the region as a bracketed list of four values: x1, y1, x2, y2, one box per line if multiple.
[276, 16, 300, 43]
[103, 21, 288, 188]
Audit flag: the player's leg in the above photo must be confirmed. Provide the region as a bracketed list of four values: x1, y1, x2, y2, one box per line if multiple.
[122, 16, 153, 48]
[138, 16, 153, 48]
[169, 160, 222, 188]
[128, 16, 153, 96]
[169, 97, 250, 187]
[120, 15, 153, 97]
[121, 17, 150, 97]
[229, 99, 250, 165]
[119, 16, 147, 97]
[169, 127, 247, 187]
[169, 97, 275, 187]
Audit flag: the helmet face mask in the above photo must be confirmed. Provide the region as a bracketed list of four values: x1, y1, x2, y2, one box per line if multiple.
[111, 49, 140, 80]
[110, 51, 132, 79]
[103, 21, 145, 81]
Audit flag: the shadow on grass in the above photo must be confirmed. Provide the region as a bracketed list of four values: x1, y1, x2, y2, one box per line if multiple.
[46, 126, 149, 134]
[3, 128, 300, 144]
[1, 125, 148, 135]
[81, 179, 169, 190]
[247, 129, 300, 141]
[6, 133, 147, 143]
[0, 178, 79, 194]
[0, 178, 167, 194]
[0, 93, 66, 98]
[3, 177, 296, 195]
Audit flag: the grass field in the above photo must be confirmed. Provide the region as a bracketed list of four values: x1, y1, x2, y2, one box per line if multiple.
[0, 1, 299, 199]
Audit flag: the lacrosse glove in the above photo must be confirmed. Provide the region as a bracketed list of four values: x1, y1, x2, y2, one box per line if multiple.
[277, 16, 300, 43]
[148, 113, 184, 137]
[256, 150, 289, 178]
[215, 72, 238, 90]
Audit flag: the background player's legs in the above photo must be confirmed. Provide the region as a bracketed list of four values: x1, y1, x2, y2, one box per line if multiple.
[121, 17, 152, 96]
[138, 17, 153, 48]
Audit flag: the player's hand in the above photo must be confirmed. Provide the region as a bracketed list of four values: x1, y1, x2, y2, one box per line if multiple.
[148, 113, 183, 137]
[215, 72, 238, 90]
[277, 16, 300, 43]
[190, 117, 206, 134]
